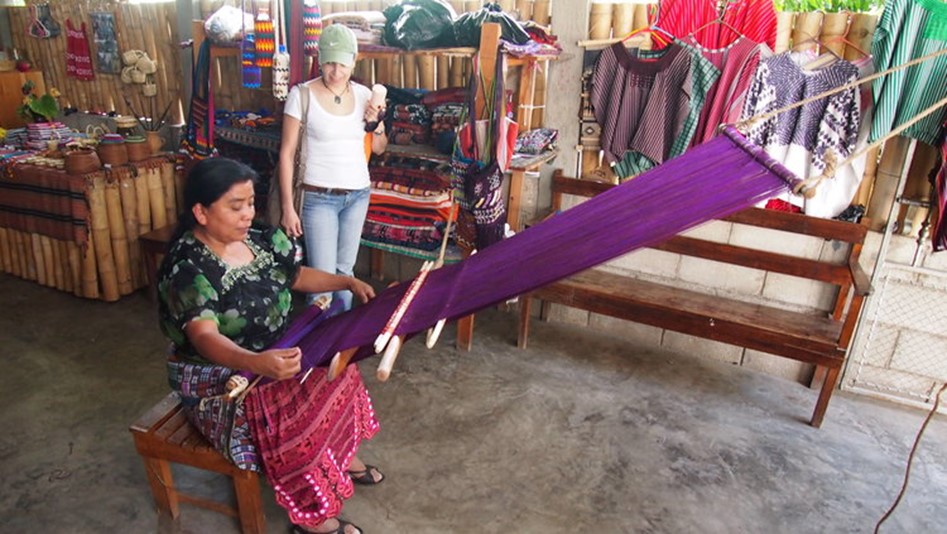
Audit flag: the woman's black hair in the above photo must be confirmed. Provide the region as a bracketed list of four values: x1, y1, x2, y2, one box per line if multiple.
[170, 158, 259, 244]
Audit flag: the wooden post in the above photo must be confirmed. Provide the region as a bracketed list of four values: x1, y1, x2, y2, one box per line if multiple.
[868, 136, 917, 232]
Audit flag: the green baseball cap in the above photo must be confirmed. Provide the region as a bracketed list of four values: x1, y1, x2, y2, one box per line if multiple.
[319, 24, 358, 67]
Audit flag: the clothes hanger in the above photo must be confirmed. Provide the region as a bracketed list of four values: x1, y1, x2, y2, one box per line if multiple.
[792, 35, 845, 70]
[687, 16, 744, 42]
[620, 3, 675, 48]
[819, 34, 871, 60]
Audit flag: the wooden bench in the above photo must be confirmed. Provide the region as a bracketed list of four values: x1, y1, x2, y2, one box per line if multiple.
[518, 171, 871, 428]
[129, 392, 266, 533]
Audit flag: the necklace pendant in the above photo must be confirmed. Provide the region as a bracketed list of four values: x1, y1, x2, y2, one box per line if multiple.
[334, 95, 341, 104]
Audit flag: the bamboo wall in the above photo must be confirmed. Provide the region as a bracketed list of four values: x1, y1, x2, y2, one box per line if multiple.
[0, 158, 182, 301]
[6, 0, 184, 126]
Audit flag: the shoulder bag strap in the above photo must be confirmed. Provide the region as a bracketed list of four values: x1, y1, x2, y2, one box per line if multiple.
[294, 82, 311, 187]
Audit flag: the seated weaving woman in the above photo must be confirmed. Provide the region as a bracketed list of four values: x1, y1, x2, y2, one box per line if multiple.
[156, 158, 382, 534]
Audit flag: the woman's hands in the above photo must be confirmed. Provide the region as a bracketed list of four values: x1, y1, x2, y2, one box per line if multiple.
[252, 347, 303, 380]
[349, 276, 376, 304]
[280, 207, 303, 238]
[364, 102, 385, 125]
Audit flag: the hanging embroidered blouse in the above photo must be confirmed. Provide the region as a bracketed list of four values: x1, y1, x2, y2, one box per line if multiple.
[614, 42, 720, 178]
[741, 52, 861, 216]
[65, 19, 94, 81]
[871, 0, 947, 145]
[590, 42, 696, 177]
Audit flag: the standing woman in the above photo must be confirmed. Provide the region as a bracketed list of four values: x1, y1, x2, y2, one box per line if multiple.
[278, 23, 387, 311]
[158, 158, 382, 534]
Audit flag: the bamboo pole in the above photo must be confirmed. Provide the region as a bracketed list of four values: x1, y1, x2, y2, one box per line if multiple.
[846, 13, 878, 62]
[104, 176, 133, 295]
[612, 2, 634, 40]
[775, 11, 795, 54]
[532, 62, 546, 129]
[418, 55, 436, 90]
[821, 12, 850, 57]
[44, 236, 62, 290]
[23, 231, 36, 281]
[10, 230, 24, 279]
[791, 12, 823, 53]
[172, 162, 185, 214]
[135, 168, 153, 233]
[119, 173, 142, 288]
[148, 168, 168, 230]
[31, 233, 47, 286]
[868, 136, 916, 232]
[533, 0, 550, 25]
[855, 147, 880, 208]
[0, 228, 10, 274]
[160, 163, 178, 227]
[437, 56, 450, 90]
[88, 175, 121, 301]
[403, 55, 418, 89]
[68, 241, 82, 297]
[589, 2, 613, 40]
[58, 240, 73, 294]
[80, 236, 99, 300]
[449, 56, 465, 87]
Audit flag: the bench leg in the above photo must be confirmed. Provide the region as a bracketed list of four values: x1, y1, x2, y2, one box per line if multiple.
[233, 469, 265, 534]
[142, 457, 180, 519]
[518, 295, 532, 349]
[810, 365, 841, 428]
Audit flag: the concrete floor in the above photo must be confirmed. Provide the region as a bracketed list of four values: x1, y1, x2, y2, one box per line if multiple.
[2, 272, 946, 534]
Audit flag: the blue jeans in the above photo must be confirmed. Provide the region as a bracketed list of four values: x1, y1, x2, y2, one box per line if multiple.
[300, 187, 370, 310]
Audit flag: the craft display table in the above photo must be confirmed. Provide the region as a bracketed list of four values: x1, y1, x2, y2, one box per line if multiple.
[0, 155, 182, 301]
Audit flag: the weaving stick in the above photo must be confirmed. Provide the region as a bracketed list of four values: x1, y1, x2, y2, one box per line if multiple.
[426, 200, 459, 349]
[376, 335, 402, 381]
[328, 347, 360, 382]
[373, 260, 435, 354]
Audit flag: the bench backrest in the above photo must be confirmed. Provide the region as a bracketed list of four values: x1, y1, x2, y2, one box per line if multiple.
[548, 170, 871, 348]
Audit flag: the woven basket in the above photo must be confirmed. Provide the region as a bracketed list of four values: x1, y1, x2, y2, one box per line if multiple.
[97, 142, 128, 166]
[64, 148, 102, 175]
[125, 138, 150, 162]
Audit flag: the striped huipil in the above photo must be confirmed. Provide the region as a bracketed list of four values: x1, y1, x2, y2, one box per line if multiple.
[614, 43, 720, 179]
[590, 43, 697, 178]
[871, 0, 947, 145]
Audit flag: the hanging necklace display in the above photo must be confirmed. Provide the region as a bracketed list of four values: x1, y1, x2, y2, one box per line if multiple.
[322, 78, 348, 104]
[271, 0, 290, 101]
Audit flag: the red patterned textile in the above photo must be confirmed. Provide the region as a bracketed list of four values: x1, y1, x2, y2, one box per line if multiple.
[65, 19, 94, 80]
[0, 163, 90, 245]
[244, 364, 379, 529]
[656, 0, 777, 51]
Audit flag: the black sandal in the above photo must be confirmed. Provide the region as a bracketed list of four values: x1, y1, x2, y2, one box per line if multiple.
[348, 464, 385, 486]
[290, 519, 362, 534]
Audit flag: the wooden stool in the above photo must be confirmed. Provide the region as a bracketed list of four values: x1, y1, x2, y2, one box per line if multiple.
[139, 225, 174, 300]
[130, 393, 266, 533]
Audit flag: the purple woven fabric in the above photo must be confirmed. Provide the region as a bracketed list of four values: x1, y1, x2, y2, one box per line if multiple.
[275, 127, 800, 372]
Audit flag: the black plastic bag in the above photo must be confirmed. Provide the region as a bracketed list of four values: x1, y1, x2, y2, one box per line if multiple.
[382, 0, 457, 50]
[454, 2, 531, 47]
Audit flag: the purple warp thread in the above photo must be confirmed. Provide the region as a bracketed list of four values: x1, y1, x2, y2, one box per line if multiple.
[267, 127, 800, 376]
